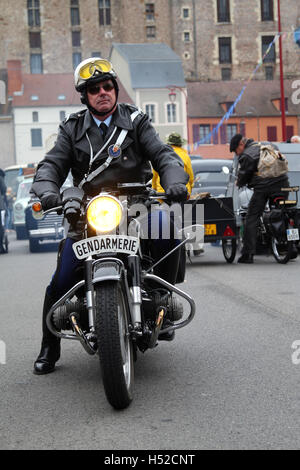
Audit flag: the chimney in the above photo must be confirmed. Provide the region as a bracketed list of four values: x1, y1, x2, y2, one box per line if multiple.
[7, 60, 23, 95]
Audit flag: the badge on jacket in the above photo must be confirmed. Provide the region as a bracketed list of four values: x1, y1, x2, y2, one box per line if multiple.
[108, 144, 122, 159]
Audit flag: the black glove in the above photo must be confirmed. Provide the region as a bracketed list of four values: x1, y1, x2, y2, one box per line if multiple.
[62, 187, 84, 226]
[64, 202, 81, 226]
[41, 192, 62, 211]
[166, 183, 188, 202]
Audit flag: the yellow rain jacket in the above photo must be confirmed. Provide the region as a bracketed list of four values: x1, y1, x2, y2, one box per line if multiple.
[152, 146, 194, 196]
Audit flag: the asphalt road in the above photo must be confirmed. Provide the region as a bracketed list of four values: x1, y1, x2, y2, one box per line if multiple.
[1, 232, 300, 450]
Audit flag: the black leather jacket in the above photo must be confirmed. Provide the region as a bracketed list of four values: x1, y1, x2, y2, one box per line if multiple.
[0, 170, 7, 212]
[31, 103, 188, 199]
[237, 139, 288, 190]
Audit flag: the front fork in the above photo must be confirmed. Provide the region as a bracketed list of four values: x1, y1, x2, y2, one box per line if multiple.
[128, 255, 143, 333]
[85, 256, 95, 332]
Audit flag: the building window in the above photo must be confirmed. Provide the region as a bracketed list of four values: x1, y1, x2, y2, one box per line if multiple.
[145, 3, 155, 21]
[145, 104, 156, 123]
[219, 37, 232, 63]
[184, 32, 191, 42]
[267, 126, 277, 141]
[262, 36, 276, 63]
[199, 125, 211, 143]
[261, 0, 274, 21]
[167, 103, 177, 123]
[92, 51, 101, 57]
[265, 65, 274, 80]
[32, 111, 38, 122]
[221, 67, 231, 80]
[73, 52, 82, 69]
[224, 102, 234, 112]
[27, 0, 40, 27]
[183, 8, 190, 19]
[226, 124, 237, 143]
[60, 111, 66, 121]
[29, 32, 41, 49]
[280, 98, 289, 113]
[31, 128, 42, 147]
[146, 26, 156, 38]
[72, 31, 81, 47]
[99, 0, 111, 26]
[30, 54, 43, 74]
[71, 0, 80, 26]
[217, 0, 230, 22]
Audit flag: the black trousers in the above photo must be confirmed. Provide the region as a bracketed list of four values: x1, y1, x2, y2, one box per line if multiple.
[242, 181, 288, 255]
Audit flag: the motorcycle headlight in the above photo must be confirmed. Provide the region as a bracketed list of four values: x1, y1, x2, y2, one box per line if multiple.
[86, 195, 123, 233]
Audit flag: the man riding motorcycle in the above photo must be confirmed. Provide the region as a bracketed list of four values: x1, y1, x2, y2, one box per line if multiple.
[31, 57, 189, 375]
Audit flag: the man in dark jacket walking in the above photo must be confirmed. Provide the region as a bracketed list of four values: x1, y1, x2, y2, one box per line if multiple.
[31, 57, 189, 375]
[0, 169, 7, 254]
[230, 134, 289, 264]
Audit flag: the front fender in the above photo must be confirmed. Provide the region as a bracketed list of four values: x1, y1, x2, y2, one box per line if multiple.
[92, 258, 125, 284]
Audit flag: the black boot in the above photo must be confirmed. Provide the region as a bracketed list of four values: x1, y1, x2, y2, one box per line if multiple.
[237, 254, 254, 264]
[33, 292, 61, 375]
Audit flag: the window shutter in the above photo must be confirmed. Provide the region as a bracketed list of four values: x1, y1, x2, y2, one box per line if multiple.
[220, 124, 227, 144]
[212, 125, 219, 144]
[240, 122, 246, 137]
[267, 126, 277, 142]
[193, 125, 200, 145]
[286, 126, 294, 140]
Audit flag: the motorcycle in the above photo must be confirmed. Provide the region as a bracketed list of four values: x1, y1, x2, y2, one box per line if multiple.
[31, 183, 196, 409]
[238, 186, 300, 264]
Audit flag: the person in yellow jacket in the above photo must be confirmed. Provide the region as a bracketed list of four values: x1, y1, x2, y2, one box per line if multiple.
[152, 132, 194, 196]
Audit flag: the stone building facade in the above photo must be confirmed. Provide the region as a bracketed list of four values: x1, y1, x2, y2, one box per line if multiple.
[0, 0, 299, 82]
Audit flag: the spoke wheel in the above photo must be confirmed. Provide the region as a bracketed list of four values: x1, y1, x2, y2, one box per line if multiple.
[222, 239, 237, 263]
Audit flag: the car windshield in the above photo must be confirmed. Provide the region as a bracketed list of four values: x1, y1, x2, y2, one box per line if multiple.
[194, 171, 230, 187]
[17, 181, 32, 200]
[4, 169, 21, 195]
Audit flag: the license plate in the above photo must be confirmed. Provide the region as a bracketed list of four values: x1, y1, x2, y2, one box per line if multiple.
[73, 235, 139, 260]
[287, 228, 299, 241]
[204, 224, 217, 236]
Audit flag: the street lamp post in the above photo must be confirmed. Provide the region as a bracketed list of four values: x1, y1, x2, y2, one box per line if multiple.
[167, 86, 190, 148]
[278, 0, 287, 142]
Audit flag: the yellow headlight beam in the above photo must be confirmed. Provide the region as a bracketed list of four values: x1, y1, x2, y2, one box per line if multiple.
[86, 195, 123, 233]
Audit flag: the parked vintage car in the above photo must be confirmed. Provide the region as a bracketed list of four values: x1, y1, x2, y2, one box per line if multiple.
[13, 176, 34, 240]
[191, 158, 233, 197]
[4, 164, 37, 198]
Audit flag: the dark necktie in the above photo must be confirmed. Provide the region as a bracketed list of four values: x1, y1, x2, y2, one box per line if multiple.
[100, 122, 107, 139]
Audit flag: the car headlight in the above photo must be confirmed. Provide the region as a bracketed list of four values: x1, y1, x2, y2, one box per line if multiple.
[86, 195, 123, 233]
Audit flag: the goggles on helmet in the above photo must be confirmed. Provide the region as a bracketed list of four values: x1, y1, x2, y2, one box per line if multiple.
[78, 59, 114, 81]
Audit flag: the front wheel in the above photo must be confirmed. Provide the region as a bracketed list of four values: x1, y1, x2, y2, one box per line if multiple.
[95, 281, 134, 410]
[271, 237, 292, 264]
[222, 239, 237, 263]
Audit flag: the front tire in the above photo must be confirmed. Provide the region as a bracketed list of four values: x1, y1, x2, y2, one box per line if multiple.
[222, 239, 237, 263]
[95, 281, 134, 410]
